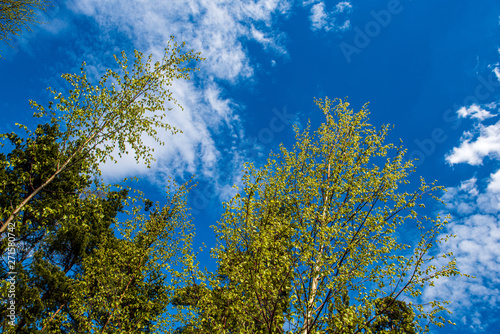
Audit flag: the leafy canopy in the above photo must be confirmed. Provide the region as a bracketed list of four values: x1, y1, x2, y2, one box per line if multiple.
[175, 98, 463, 334]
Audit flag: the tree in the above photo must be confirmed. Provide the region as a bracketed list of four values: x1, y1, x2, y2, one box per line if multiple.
[0, 40, 201, 332]
[193, 98, 462, 333]
[171, 280, 243, 333]
[57, 181, 195, 333]
[0, 118, 196, 334]
[0, 37, 201, 234]
[0, 122, 129, 332]
[0, 0, 50, 53]
[371, 297, 417, 333]
[172, 255, 292, 333]
[171, 198, 295, 333]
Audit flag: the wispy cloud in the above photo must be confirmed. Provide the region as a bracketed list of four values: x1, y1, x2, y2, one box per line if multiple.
[457, 104, 497, 121]
[67, 0, 293, 194]
[310, 3, 328, 30]
[98, 77, 242, 182]
[335, 1, 353, 13]
[69, 0, 291, 81]
[307, 1, 352, 32]
[424, 174, 500, 331]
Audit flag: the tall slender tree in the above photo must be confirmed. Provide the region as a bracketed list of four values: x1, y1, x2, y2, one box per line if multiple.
[191, 98, 463, 333]
[0, 37, 201, 234]
[1, 41, 202, 332]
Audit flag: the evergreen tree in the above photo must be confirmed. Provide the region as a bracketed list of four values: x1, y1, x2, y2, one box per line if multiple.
[0, 123, 128, 332]
[372, 297, 417, 334]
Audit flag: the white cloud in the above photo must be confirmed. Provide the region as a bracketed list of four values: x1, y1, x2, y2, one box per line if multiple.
[307, 1, 352, 32]
[69, 0, 291, 82]
[487, 169, 500, 193]
[446, 119, 500, 165]
[446, 66, 500, 166]
[458, 177, 479, 195]
[457, 104, 496, 121]
[67, 0, 293, 197]
[98, 77, 242, 183]
[310, 3, 329, 31]
[337, 19, 351, 32]
[424, 176, 500, 330]
[335, 1, 352, 13]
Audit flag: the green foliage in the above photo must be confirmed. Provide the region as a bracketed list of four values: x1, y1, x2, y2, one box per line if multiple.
[0, 39, 201, 234]
[0, 120, 196, 333]
[178, 98, 463, 333]
[0, 42, 201, 332]
[0, 27, 464, 332]
[0, 0, 50, 54]
[0, 123, 128, 332]
[372, 297, 417, 333]
[60, 181, 195, 333]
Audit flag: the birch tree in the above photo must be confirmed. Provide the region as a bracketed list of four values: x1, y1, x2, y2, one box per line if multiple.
[0, 37, 201, 234]
[0, 38, 201, 332]
[203, 98, 462, 333]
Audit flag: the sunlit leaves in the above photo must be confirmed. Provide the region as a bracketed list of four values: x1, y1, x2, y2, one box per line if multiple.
[0, 39, 201, 332]
[30, 38, 201, 171]
[0, 0, 50, 55]
[66, 181, 195, 333]
[1, 38, 201, 234]
[192, 98, 463, 334]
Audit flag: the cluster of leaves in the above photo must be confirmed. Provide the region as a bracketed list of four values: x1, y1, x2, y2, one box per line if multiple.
[1, 36, 202, 235]
[0, 0, 50, 55]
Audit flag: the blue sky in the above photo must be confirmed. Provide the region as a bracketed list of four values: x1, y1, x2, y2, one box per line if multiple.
[1, 0, 500, 332]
